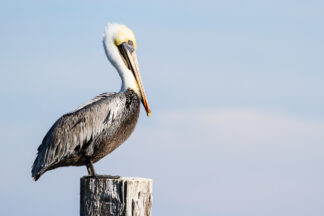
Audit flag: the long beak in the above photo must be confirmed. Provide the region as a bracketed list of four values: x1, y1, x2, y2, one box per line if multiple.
[119, 43, 151, 116]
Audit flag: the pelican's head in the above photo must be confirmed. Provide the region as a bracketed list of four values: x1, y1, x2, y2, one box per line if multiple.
[103, 23, 151, 116]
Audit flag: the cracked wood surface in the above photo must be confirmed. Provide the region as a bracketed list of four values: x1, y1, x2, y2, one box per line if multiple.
[80, 176, 153, 216]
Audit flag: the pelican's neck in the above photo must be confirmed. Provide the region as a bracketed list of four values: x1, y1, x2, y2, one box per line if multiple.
[103, 34, 139, 94]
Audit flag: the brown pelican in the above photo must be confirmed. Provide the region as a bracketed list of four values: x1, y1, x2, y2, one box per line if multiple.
[32, 23, 151, 181]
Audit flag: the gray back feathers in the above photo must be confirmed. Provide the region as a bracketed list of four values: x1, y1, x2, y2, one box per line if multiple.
[32, 92, 133, 180]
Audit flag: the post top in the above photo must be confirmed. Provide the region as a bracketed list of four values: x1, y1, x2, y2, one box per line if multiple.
[81, 175, 153, 182]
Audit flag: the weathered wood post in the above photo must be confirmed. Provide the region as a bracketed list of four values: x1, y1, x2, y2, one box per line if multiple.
[80, 176, 153, 216]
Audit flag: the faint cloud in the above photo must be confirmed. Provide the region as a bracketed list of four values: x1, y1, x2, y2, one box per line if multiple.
[134, 108, 324, 216]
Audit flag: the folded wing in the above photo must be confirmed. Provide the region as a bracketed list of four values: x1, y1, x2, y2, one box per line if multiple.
[32, 92, 124, 180]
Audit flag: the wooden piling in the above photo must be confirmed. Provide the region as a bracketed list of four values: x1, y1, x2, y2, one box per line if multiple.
[80, 176, 153, 216]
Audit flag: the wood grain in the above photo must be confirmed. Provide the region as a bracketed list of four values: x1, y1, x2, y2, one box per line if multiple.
[80, 176, 152, 216]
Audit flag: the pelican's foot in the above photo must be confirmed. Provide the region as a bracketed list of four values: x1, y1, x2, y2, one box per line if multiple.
[95, 174, 121, 179]
[84, 174, 120, 179]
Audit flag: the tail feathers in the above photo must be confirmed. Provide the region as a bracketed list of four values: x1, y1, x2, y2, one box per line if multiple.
[32, 165, 46, 181]
[33, 174, 41, 181]
[32, 156, 46, 181]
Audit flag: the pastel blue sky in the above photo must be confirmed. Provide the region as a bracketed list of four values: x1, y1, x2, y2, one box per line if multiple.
[1, 1, 323, 215]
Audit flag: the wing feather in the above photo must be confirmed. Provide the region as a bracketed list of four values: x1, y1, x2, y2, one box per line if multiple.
[32, 92, 124, 180]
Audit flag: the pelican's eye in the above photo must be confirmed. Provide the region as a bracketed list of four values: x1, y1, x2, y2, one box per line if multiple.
[128, 40, 133, 46]
[126, 40, 135, 53]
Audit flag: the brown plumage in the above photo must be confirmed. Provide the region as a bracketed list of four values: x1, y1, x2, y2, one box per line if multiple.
[32, 90, 140, 180]
[32, 23, 151, 181]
